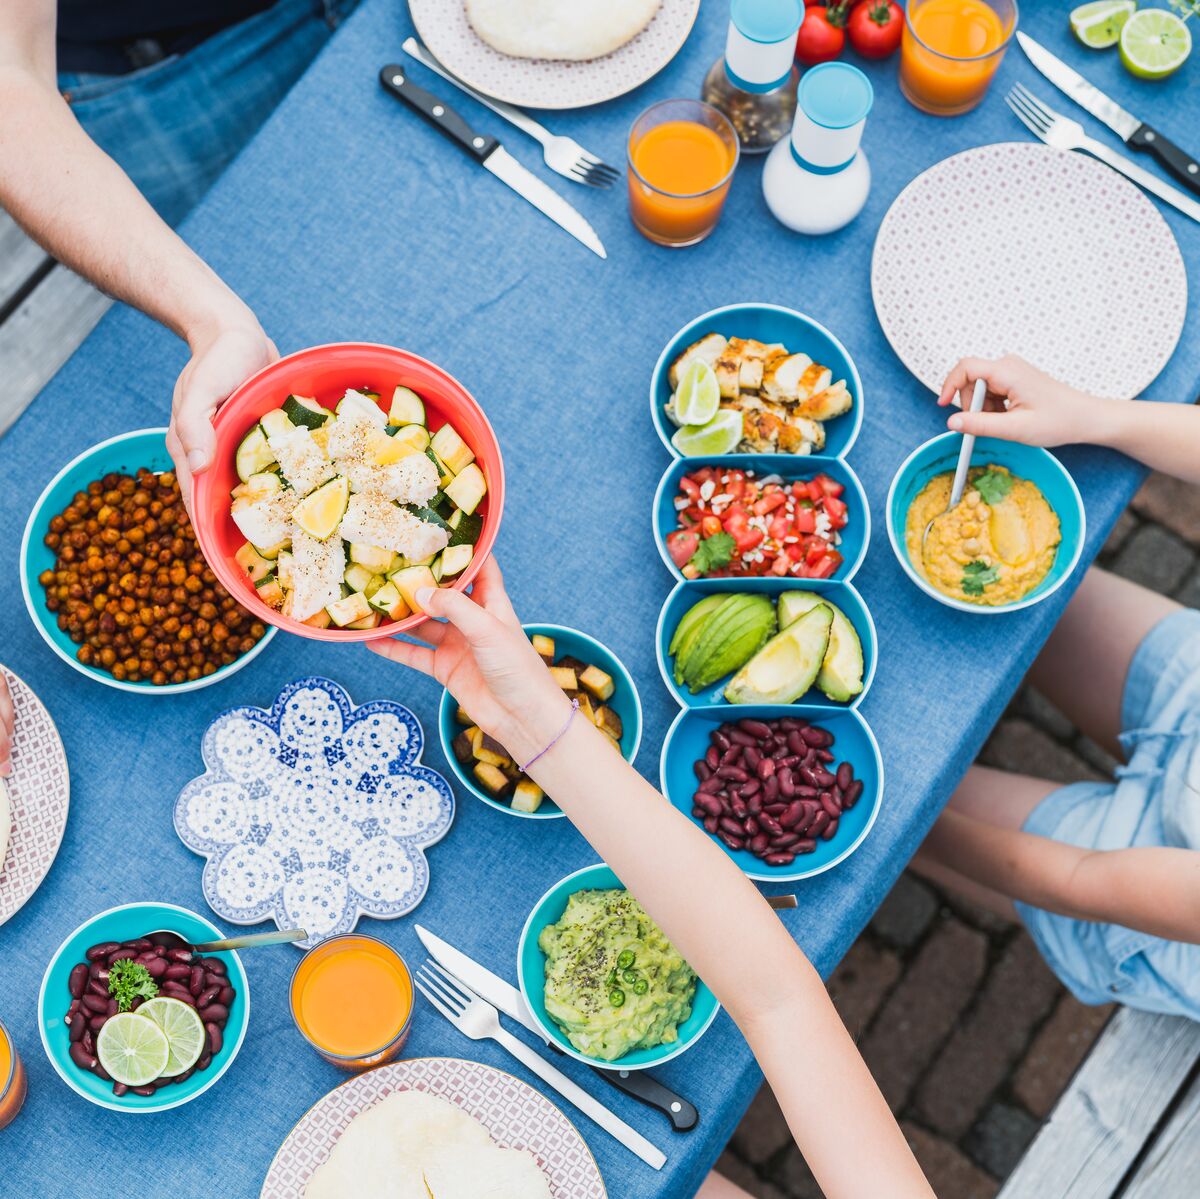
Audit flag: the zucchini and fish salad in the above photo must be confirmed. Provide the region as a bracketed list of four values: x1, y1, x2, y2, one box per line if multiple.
[229, 386, 487, 629]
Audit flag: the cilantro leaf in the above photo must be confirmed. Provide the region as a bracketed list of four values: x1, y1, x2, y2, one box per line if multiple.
[108, 958, 159, 1013]
[690, 532, 735, 575]
[962, 560, 1001, 596]
[973, 470, 1013, 506]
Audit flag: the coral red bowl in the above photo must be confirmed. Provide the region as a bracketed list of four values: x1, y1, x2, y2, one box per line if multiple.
[191, 343, 505, 641]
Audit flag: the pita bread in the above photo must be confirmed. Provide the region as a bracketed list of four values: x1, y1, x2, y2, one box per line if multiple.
[466, 0, 661, 61]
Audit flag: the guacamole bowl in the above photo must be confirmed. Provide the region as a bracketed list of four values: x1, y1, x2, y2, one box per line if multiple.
[518, 864, 720, 1070]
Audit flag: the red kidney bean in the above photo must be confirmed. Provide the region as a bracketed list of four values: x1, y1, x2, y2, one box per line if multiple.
[716, 765, 748, 783]
[765, 802, 787, 816]
[798, 765, 821, 788]
[719, 747, 741, 769]
[809, 811, 830, 838]
[718, 831, 745, 851]
[756, 757, 775, 780]
[705, 746, 720, 771]
[162, 986, 196, 1007]
[88, 1015, 107, 1033]
[126, 939, 152, 951]
[719, 816, 744, 838]
[759, 813, 782, 836]
[836, 762, 853, 790]
[106, 999, 119, 1017]
[132, 1085, 157, 1097]
[697, 777, 723, 795]
[750, 832, 770, 855]
[94, 1062, 112, 1083]
[822, 820, 839, 841]
[764, 852, 795, 866]
[739, 778, 760, 799]
[728, 729, 756, 748]
[87, 977, 108, 999]
[778, 717, 805, 732]
[815, 749, 835, 763]
[737, 718, 772, 738]
[843, 779, 863, 808]
[166, 947, 193, 963]
[746, 790, 763, 815]
[778, 770, 795, 799]
[112, 1083, 129, 1098]
[188, 965, 205, 996]
[68, 964, 88, 998]
[86, 942, 120, 962]
[786, 730, 805, 755]
[692, 805, 706, 820]
[796, 838, 818, 853]
[82, 1028, 96, 1055]
[778, 754, 801, 769]
[68, 1015, 86, 1043]
[730, 796, 748, 820]
[693, 760, 711, 782]
[197, 1050, 212, 1072]
[201, 1003, 230, 1025]
[703, 816, 718, 834]
[819, 791, 841, 819]
[744, 746, 761, 770]
[69, 1043, 98, 1071]
[712, 730, 731, 751]
[741, 813, 758, 834]
[135, 950, 159, 966]
[800, 726, 825, 746]
[143, 956, 168, 979]
[107, 948, 136, 967]
[164, 963, 191, 982]
[812, 767, 837, 788]
[694, 792, 723, 817]
[217, 986, 235, 1007]
[779, 801, 805, 829]
[763, 775, 780, 802]
[82, 992, 109, 1015]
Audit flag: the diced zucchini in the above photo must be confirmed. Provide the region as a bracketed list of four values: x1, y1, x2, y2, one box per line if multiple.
[430, 490, 453, 516]
[403, 504, 452, 532]
[388, 386, 426, 427]
[367, 581, 410, 619]
[276, 551, 294, 589]
[511, 780, 545, 814]
[245, 470, 283, 496]
[304, 609, 332, 630]
[235, 542, 274, 583]
[282, 395, 329, 428]
[531, 634, 555, 663]
[347, 611, 382, 630]
[364, 574, 386, 599]
[439, 543, 473, 579]
[348, 543, 396, 574]
[251, 539, 289, 560]
[473, 762, 510, 798]
[336, 389, 386, 426]
[579, 665, 615, 702]
[447, 512, 483, 548]
[444, 464, 487, 516]
[259, 408, 294, 440]
[235, 424, 276, 482]
[255, 576, 284, 608]
[356, 387, 380, 400]
[344, 562, 376, 593]
[390, 423, 430, 453]
[430, 423, 475, 474]
[326, 592, 374, 627]
[425, 447, 455, 488]
[390, 565, 437, 614]
[430, 555, 445, 584]
[549, 666, 577, 691]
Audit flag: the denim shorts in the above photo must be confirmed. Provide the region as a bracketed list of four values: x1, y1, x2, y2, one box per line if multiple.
[1016, 608, 1200, 1018]
[58, 0, 359, 226]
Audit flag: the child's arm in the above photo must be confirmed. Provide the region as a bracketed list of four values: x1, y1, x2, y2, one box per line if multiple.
[368, 560, 934, 1199]
[924, 809, 1200, 943]
[936, 354, 1200, 485]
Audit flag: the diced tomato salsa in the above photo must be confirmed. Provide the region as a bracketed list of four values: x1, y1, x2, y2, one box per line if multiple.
[667, 467, 848, 580]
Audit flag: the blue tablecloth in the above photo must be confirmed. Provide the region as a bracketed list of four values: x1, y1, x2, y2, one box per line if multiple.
[2, 2, 1197, 1194]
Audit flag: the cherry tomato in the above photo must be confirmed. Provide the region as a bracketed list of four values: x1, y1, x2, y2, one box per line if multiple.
[666, 530, 698, 568]
[846, 0, 902, 59]
[795, 4, 847, 65]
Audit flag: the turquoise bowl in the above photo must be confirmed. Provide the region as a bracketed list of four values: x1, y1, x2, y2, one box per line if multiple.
[19, 428, 276, 693]
[438, 624, 643, 820]
[649, 303, 864, 461]
[655, 577, 877, 712]
[651, 454, 870, 584]
[659, 705, 883, 883]
[38, 902, 251, 1113]
[886, 433, 1086, 615]
[517, 863, 720, 1070]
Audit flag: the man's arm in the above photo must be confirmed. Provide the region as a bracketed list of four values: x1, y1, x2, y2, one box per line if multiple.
[0, 2, 275, 501]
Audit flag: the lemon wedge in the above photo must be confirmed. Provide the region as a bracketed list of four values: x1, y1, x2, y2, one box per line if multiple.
[294, 476, 349, 540]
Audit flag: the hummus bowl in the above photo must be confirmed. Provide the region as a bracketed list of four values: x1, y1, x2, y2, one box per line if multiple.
[886, 434, 1085, 615]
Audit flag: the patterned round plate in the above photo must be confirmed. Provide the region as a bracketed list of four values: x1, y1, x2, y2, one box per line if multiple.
[174, 677, 454, 949]
[872, 142, 1187, 400]
[261, 1056, 607, 1197]
[0, 666, 70, 926]
[409, 0, 700, 109]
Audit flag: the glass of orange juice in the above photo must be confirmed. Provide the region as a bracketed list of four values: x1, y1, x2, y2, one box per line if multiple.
[628, 99, 740, 247]
[900, 0, 1018, 117]
[0, 1019, 27, 1129]
[290, 934, 414, 1069]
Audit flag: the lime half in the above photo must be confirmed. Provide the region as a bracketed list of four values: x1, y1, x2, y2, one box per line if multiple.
[137, 997, 206, 1076]
[1120, 9, 1191, 78]
[96, 1012, 171, 1086]
[673, 361, 721, 426]
[1070, 0, 1137, 48]
[670, 409, 743, 457]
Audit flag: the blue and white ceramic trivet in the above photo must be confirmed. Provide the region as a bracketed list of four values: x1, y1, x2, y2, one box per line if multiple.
[174, 677, 454, 948]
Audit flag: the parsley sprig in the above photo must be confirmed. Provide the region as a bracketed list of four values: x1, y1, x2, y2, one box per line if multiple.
[690, 531, 735, 575]
[972, 470, 1013, 506]
[108, 958, 159, 1012]
[962, 560, 1001, 597]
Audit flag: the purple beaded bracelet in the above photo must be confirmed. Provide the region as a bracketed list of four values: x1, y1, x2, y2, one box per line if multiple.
[518, 699, 579, 774]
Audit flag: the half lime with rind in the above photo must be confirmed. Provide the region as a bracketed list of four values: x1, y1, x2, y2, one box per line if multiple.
[1070, 0, 1137, 48]
[1120, 8, 1191, 78]
[673, 360, 721, 427]
[670, 409, 743, 457]
[96, 1012, 171, 1087]
[137, 997, 206, 1076]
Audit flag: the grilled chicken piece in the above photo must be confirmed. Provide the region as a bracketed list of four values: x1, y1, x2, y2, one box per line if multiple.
[762, 353, 834, 404]
[732, 400, 823, 455]
[794, 379, 853, 422]
[713, 348, 742, 398]
[668, 332, 728, 388]
[726, 338, 784, 391]
[777, 412, 825, 454]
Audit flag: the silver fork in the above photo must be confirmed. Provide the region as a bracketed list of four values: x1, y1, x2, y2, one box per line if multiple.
[402, 37, 619, 189]
[414, 960, 666, 1169]
[1006, 83, 1200, 224]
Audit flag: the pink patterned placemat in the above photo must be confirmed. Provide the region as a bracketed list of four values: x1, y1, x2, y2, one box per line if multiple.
[261, 1056, 606, 1197]
[408, 0, 700, 109]
[0, 666, 70, 925]
[871, 142, 1187, 400]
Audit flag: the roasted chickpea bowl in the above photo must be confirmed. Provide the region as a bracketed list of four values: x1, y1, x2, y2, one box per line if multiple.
[20, 428, 276, 694]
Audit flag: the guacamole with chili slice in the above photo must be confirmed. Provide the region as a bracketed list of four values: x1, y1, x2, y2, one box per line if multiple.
[538, 889, 697, 1061]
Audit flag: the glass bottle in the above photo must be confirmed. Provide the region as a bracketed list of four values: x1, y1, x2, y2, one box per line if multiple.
[702, 0, 803, 155]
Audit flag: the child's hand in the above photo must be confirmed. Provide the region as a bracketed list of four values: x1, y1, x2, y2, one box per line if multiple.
[937, 355, 1097, 447]
[365, 558, 572, 767]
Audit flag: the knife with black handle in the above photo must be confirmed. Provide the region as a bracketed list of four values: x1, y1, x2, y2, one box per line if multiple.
[1127, 125, 1200, 197]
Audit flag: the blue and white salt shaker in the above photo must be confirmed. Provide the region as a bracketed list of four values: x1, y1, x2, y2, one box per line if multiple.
[762, 62, 874, 234]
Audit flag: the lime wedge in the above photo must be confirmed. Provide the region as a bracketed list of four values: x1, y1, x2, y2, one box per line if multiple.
[670, 409, 743, 457]
[673, 361, 721, 426]
[1070, 0, 1136, 48]
[1120, 8, 1191, 78]
[137, 997, 206, 1076]
[293, 475, 349, 539]
[96, 1012, 171, 1086]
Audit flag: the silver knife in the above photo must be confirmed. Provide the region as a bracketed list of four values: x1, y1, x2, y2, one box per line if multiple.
[1017, 32, 1200, 197]
[378, 65, 606, 258]
[414, 925, 700, 1132]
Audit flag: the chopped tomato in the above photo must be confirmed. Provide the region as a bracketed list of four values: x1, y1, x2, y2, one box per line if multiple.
[701, 515, 723, 538]
[794, 507, 816, 534]
[814, 474, 844, 498]
[824, 495, 848, 526]
[666, 529, 698, 568]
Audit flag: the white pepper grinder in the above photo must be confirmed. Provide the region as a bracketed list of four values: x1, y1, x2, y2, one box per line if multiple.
[762, 61, 874, 234]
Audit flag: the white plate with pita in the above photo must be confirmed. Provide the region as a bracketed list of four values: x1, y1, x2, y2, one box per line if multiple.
[0, 666, 70, 926]
[261, 1057, 606, 1198]
[408, 0, 700, 109]
[872, 142, 1187, 401]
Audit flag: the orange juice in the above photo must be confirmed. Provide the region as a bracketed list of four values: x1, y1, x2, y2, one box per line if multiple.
[900, 0, 1015, 116]
[0, 1020, 27, 1129]
[290, 935, 413, 1067]
[628, 101, 739, 247]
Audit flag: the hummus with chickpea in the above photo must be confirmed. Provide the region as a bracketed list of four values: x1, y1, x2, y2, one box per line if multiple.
[904, 465, 1061, 606]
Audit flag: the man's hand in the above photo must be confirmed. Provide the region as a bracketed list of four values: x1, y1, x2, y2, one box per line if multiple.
[168, 322, 278, 515]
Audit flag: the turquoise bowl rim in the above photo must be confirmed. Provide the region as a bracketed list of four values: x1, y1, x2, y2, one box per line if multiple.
[38, 901, 251, 1113]
[650, 454, 871, 585]
[19, 427, 276, 694]
[648, 302, 865, 461]
[516, 863, 721, 1070]
[437, 623, 643, 820]
[885, 432, 1087, 615]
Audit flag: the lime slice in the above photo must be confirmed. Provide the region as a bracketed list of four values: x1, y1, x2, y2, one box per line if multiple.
[1070, 0, 1137, 48]
[670, 409, 744, 457]
[673, 361, 721, 427]
[137, 997, 206, 1076]
[1120, 8, 1191, 78]
[96, 1012, 171, 1087]
[293, 475, 349, 539]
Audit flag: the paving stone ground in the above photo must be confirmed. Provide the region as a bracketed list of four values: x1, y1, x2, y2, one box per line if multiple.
[719, 474, 1194, 1197]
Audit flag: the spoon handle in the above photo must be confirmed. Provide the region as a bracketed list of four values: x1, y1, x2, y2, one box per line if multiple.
[948, 379, 989, 508]
[191, 928, 307, 953]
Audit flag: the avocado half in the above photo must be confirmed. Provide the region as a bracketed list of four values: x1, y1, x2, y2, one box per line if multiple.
[777, 591, 864, 703]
